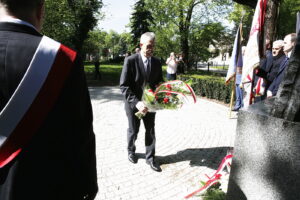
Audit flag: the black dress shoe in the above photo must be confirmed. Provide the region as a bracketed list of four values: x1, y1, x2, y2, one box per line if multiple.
[231, 107, 240, 112]
[128, 154, 138, 164]
[146, 161, 162, 172]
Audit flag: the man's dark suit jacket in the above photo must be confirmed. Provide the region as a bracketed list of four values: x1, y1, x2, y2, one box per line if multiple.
[256, 54, 286, 90]
[0, 22, 97, 200]
[268, 56, 289, 96]
[120, 53, 163, 110]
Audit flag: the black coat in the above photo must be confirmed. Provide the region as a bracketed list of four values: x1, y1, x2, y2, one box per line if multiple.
[256, 54, 286, 91]
[268, 56, 289, 96]
[0, 22, 97, 200]
[120, 53, 163, 110]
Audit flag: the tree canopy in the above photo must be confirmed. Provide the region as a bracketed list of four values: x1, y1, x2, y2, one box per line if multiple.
[42, 0, 103, 54]
[277, 0, 300, 38]
[71, 0, 299, 65]
[145, 0, 232, 68]
[129, 0, 153, 50]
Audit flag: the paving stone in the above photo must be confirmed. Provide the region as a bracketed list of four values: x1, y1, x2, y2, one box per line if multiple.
[89, 86, 237, 200]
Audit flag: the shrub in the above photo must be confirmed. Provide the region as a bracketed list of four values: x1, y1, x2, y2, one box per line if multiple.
[179, 73, 233, 104]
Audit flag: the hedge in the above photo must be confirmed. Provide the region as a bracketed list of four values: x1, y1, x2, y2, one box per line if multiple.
[178, 74, 233, 104]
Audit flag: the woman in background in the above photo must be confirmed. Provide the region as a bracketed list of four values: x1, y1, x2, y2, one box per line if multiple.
[166, 52, 178, 80]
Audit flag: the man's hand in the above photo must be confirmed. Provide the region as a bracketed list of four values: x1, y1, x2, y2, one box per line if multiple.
[136, 101, 148, 113]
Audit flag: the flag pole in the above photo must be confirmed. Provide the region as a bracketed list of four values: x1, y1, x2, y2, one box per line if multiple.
[228, 19, 243, 118]
[229, 75, 236, 118]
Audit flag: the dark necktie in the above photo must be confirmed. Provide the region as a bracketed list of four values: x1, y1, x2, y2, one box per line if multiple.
[146, 58, 151, 81]
[280, 56, 289, 71]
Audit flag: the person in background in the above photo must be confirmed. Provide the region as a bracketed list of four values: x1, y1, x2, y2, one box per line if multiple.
[255, 40, 285, 100]
[176, 53, 185, 74]
[0, 0, 98, 200]
[267, 33, 297, 97]
[253, 39, 274, 102]
[120, 32, 163, 172]
[135, 47, 140, 54]
[125, 51, 131, 57]
[94, 56, 101, 80]
[166, 52, 178, 80]
[261, 39, 273, 72]
[232, 46, 246, 111]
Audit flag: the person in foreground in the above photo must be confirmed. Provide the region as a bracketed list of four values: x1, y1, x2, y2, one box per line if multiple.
[0, 1, 98, 199]
[120, 32, 163, 172]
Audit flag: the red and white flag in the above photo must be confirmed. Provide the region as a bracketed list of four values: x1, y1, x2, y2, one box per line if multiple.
[241, 0, 267, 107]
[0, 36, 77, 168]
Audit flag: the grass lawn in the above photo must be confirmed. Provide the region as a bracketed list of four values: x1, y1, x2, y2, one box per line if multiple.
[84, 64, 168, 87]
[210, 65, 229, 70]
[84, 63, 230, 106]
[84, 64, 123, 86]
[84, 63, 226, 87]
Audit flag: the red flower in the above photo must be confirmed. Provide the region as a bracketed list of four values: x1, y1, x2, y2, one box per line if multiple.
[215, 174, 222, 179]
[166, 84, 172, 90]
[166, 92, 171, 96]
[148, 89, 154, 93]
[163, 98, 169, 103]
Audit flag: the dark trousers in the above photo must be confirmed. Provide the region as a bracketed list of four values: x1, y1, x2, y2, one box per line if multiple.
[125, 102, 156, 162]
[166, 73, 176, 80]
[94, 66, 101, 80]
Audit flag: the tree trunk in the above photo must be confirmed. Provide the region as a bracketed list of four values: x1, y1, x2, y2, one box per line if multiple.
[179, 0, 197, 71]
[232, 0, 257, 8]
[262, 0, 280, 51]
[180, 30, 189, 70]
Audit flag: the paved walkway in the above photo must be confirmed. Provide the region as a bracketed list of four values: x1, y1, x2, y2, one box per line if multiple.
[89, 86, 237, 200]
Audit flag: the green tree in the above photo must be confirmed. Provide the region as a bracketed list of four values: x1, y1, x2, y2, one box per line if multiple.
[277, 0, 300, 38]
[82, 30, 107, 59]
[67, 0, 103, 53]
[129, 0, 154, 49]
[190, 22, 230, 64]
[146, 0, 232, 68]
[119, 32, 134, 55]
[82, 30, 133, 62]
[151, 22, 180, 60]
[105, 31, 120, 59]
[229, 0, 300, 42]
[228, 3, 254, 44]
[42, 0, 103, 54]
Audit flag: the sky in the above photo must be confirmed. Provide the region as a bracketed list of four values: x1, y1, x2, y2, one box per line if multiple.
[98, 0, 136, 33]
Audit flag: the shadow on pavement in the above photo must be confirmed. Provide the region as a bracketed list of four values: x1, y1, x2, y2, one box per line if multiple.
[134, 147, 231, 170]
[89, 87, 124, 103]
[157, 147, 232, 170]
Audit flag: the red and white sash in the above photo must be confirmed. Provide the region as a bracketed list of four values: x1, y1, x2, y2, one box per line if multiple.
[0, 36, 77, 167]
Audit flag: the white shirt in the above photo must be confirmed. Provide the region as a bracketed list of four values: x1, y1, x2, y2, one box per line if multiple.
[287, 51, 292, 58]
[166, 57, 177, 74]
[140, 52, 151, 72]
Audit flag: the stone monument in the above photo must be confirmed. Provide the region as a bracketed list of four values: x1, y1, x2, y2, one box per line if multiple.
[226, 30, 300, 199]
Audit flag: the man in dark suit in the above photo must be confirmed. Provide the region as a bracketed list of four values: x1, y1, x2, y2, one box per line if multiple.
[120, 32, 163, 172]
[267, 33, 297, 97]
[255, 40, 286, 100]
[0, 1, 98, 200]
